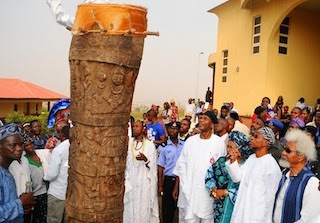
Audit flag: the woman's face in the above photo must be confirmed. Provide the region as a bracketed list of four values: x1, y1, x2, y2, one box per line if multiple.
[251, 118, 264, 132]
[301, 110, 310, 122]
[24, 141, 35, 154]
[261, 98, 270, 107]
[31, 121, 42, 135]
[290, 108, 301, 119]
[227, 141, 241, 158]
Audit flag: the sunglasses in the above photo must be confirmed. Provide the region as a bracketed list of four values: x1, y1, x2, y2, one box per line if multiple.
[284, 147, 298, 154]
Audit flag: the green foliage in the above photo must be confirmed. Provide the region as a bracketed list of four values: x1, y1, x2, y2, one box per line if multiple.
[5, 112, 28, 125]
[5, 111, 53, 135]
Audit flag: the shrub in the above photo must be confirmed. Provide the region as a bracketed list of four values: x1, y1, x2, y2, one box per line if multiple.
[5, 111, 53, 135]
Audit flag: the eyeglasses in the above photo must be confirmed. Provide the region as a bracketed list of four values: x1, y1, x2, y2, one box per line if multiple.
[284, 147, 298, 154]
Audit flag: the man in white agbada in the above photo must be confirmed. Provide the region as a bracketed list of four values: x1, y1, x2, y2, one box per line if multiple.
[226, 126, 282, 223]
[123, 121, 159, 223]
[173, 111, 225, 223]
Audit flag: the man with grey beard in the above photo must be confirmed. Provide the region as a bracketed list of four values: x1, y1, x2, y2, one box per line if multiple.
[273, 129, 320, 223]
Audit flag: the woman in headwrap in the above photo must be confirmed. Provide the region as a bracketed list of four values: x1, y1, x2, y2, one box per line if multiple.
[23, 135, 48, 223]
[205, 131, 253, 223]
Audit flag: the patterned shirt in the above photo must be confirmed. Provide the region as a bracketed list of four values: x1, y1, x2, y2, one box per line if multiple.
[0, 166, 24, 222]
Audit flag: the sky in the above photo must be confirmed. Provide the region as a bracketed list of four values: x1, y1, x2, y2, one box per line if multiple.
[0, 0, 226, 108]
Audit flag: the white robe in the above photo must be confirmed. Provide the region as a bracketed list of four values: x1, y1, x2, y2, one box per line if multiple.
[9, 155, 31, 196]
[226, 153, 282, 223]
[123, 138, 159, 223]
[173, 134, 226, 220]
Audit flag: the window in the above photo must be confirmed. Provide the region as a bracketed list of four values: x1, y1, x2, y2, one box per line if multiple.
[223, 67, 228, 74]
[222, 76, 227, 82]
[14, 104, 18, 112]
[26, 102, 30, 115]
[279, 47, 287, 54]
[222, 50, 228, 77]
[253, 16, 261, 54]
[279, 17, 289, 55]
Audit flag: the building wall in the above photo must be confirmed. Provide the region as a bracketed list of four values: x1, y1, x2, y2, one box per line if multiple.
[209, 0, 319, 115]
[0, 100, 43, 119]
[210, 0, 262, 115]
[266, 7, 320, 109]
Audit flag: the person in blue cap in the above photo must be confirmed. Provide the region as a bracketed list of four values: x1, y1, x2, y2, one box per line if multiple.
[157, 122, 184, 223]
[0, 123, 35, 222]
[267, 119, 285, 164]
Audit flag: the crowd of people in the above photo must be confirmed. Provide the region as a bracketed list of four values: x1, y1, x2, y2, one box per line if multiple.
[125, 96, 320, 223]
[0, 110, 71, 223]
[1, 96, 320, 223]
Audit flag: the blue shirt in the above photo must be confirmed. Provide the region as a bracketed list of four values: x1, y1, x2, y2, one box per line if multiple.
[147, 122, 165, 141]
[0, 166, 24, 223]
[157, 139, 184, 176]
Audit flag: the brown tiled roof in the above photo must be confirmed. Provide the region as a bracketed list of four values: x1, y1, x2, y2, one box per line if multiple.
[0, 78, 67, 100]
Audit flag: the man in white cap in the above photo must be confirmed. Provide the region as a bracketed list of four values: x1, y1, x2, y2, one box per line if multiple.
[173, 111, 225, 222]
[226, 126, 282, 223]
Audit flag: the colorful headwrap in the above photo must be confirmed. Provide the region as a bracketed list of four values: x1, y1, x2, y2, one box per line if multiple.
[47, 98, 71, 128]
[21, 134, 34, 146]
[0, 123, 22, 142]
[257, 126, 275, 148]
[228, 131, 253, 160]
[289, 117, 305, 128]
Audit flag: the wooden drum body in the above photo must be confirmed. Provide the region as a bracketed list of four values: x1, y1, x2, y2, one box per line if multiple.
[65, 4, 147, 222]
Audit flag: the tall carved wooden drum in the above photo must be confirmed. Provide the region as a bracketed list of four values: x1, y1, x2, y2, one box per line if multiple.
[65, 4, 147, 222]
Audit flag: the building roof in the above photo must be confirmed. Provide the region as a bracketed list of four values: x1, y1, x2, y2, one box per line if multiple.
[208, 0, 229, 13]
[0, 78, 68, 100]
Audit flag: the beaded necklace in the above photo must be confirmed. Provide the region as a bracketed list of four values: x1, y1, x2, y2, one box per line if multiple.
[131, 138, 145, 167]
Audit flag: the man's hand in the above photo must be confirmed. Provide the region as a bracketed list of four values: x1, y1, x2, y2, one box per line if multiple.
[158, 185, 164, 197]
[20, 193, 35, 213]
[136, 152, 147, 162]
[172, 187, 178, 201]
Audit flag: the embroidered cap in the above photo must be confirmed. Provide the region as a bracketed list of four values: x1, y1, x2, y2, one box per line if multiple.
[257, 126, 275, 148]
[0, 123, 22, 142]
